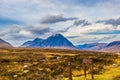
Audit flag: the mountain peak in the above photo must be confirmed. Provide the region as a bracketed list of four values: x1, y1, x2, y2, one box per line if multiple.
[34, 38, 40, 40]
[50, 34, 63, 38]
[33, 38, 43, 42]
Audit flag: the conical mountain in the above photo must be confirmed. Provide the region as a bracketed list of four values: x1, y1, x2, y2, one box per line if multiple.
[21, 34, 76, 49]
[42, 34, 76, 49]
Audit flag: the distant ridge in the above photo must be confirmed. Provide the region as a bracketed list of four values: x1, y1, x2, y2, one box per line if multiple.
[102, 41, 120, 52]
[77, 43, 107, 51]
[76, 41, 120, 52]
[21, 34, 76, 49]
[106, 41, 120, 47]
[0, 38, 13, 48]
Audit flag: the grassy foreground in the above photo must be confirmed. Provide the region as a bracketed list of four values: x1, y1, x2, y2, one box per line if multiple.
[63, 65, 120, 80]
[0, 48, 120, 80]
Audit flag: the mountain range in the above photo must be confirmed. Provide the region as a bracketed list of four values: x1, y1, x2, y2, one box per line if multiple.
[0, 34, 120, 52]
[76, 43, 107, 50]
[21, 34, 76, 49]
[102, 41, 120, 52]
[77, 41, 120, 52]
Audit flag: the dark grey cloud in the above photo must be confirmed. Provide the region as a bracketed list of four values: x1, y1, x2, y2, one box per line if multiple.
[96, 17, 120, 26]
[27, 25, 51, 35]
[57, 19, 91, 33]
[40, 15, 77, 24]
[0, 26, 21, 36]
[96, 20, 104, 23]
[57, 26, 72, 33]
[73, 19, 91, 26]
[67, 36, 79, 39]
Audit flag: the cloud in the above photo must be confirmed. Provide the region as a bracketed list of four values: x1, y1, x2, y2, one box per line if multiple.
[0, 24, 52, 46]
[96, 17, 120, 26]
[62, 23, 119, 44]
[40, 14, 77, 24]
[73, 19, 91, 26]
[78, 23, 115, 34]
[0, 25, 21, 36]
[56, 19, 91, 33]
[25, 25, 51, 35]
[67, 36, 79, 39]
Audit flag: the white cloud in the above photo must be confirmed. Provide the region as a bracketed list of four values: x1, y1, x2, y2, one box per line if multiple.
[19, 30, 32, 36]
[63, 23, 120, 45]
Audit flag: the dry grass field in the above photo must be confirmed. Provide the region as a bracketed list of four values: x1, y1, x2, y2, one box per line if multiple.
[0, 48, 120, 80]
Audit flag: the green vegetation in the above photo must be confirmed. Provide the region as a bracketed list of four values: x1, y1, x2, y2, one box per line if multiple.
[0, 48, 120, 80]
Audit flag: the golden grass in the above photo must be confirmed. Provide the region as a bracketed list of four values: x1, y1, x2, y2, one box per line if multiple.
[63, 65, 120, 80]
[0, 48, 119, 80]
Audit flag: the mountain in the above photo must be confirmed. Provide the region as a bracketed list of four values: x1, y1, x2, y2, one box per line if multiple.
[21, 38, 43, 47]
[0, 38, 13, 48]
[41, 34, 76, 48]
[106, 41, 120, 47]
[77, 41, 120, 52]
[102, 41, 120, 52]
[21, 34, 76, 49]
[77, 43, 107, 51]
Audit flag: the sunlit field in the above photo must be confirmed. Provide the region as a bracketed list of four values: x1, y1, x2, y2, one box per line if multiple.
[0, 48, 120, 80]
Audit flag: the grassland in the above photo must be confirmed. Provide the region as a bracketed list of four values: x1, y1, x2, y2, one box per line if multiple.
[0, 48, 120, 80]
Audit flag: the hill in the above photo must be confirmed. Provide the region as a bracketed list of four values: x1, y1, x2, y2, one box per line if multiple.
[0, 38, 13, 48]
[77, 43, 107, 51]
[102, 41, 120, 52]
[77, 41, 120, 52]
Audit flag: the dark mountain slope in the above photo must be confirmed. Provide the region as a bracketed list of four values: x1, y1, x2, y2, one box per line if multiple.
[21, 34, 76, 49]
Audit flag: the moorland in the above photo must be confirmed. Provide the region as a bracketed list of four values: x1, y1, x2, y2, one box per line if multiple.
[0, 48, 120, 80]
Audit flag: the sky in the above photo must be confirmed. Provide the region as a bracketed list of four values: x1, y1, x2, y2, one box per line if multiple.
[0, 0, 120, 46]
